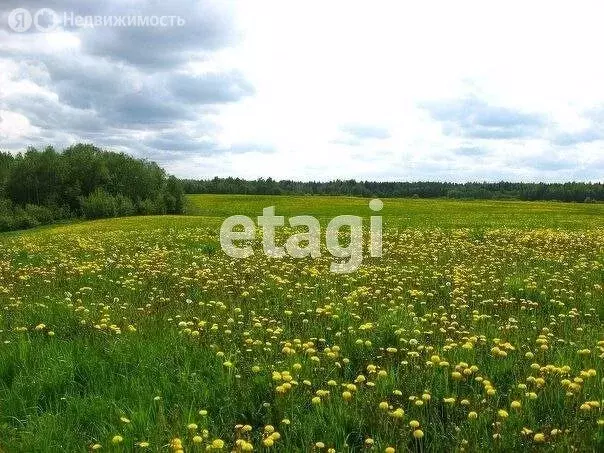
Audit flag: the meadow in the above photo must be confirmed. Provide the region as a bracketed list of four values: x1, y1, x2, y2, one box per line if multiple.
[0, 195, 602, 452]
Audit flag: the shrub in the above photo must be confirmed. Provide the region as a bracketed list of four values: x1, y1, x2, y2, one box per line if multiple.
[0, 215, 15, 232]
[80, 189, 117, 219]
[114, 194, 135, 217]
[137, 198, 162, 215]
[24, 204, 55, 224]
[12, 207, 39, 229]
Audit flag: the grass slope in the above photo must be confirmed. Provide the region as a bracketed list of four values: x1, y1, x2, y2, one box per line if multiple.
[0, 196, 602, 452]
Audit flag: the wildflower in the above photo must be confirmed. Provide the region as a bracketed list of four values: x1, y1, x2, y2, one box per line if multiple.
[111, 435, 123, 445]
[413, 429, 424, 439]
[211, 438, 225, 449]
[389, 408, 404, 418]
[534, 433, 545, 443]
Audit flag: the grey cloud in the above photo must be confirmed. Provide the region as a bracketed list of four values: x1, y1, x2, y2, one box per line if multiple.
[421, 97, 547, 139]
[78, 0, 238, 69]
[0, 0, 96, 33]
[509, 152, 579, 172]
[169, 71, 255, 104]
[41, 57, 132, 109]
[553, 129, 603, 146]
[144, 131, 216, 152]
[143, 129, 274, 159]
[452, 146, 488, 156]
[332, 123, 390, 146]
[34, 57, 245, 126]
[2, 57, 198, 129]
[108, 90, 197, 127]
[2, 92, 103, 134]
[229, 142, 275, 153]
[552, 106, 604, 146]
[0, 0, 255, 159]
[1, 1, 237, 68]
[528, 159, 577, 171]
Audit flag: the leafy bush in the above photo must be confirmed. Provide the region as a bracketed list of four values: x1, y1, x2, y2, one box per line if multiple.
[163, 176, 185, 214]
[115, 194, 135, 217]
[137, 198, 162, 215]
[80, 189, 118, 219]
[0, 145, 186, 231]
[0, 215, 15, 232]
[12, 207, 39, 229]
[0, 199, 56, 231]
[24, 204, 55, 224]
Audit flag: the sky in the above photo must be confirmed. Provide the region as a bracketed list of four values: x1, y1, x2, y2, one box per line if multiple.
[1, 0, 603, 182]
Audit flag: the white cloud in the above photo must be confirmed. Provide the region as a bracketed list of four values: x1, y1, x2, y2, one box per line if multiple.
[2, 0, 604, 181]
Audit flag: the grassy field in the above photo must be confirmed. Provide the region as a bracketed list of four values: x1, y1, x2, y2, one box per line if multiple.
[0, 195, 602, 452]
[185, 194, 604, 229]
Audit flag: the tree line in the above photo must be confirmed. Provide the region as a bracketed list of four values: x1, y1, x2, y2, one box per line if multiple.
[0, 144, 185, 232]
[1, 144, 601, 233]
[182, 177, 604, 202]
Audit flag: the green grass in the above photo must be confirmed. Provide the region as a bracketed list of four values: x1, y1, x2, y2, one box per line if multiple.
[0, 195, 603, 452]
[186, 194, 604, 229]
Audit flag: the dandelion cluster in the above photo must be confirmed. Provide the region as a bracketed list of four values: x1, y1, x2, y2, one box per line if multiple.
[0, 203, 602, 451]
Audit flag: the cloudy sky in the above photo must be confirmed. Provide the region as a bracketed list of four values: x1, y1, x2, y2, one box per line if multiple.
[1, 0, 603, 182]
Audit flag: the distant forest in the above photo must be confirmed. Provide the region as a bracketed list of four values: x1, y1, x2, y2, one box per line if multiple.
[182, 178, 604, 202]
[0, 144, 185, 232]
[1, 144, 602, 233]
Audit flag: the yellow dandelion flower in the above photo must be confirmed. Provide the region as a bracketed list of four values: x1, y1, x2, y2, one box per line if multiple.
[413, 429, 424, 439]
